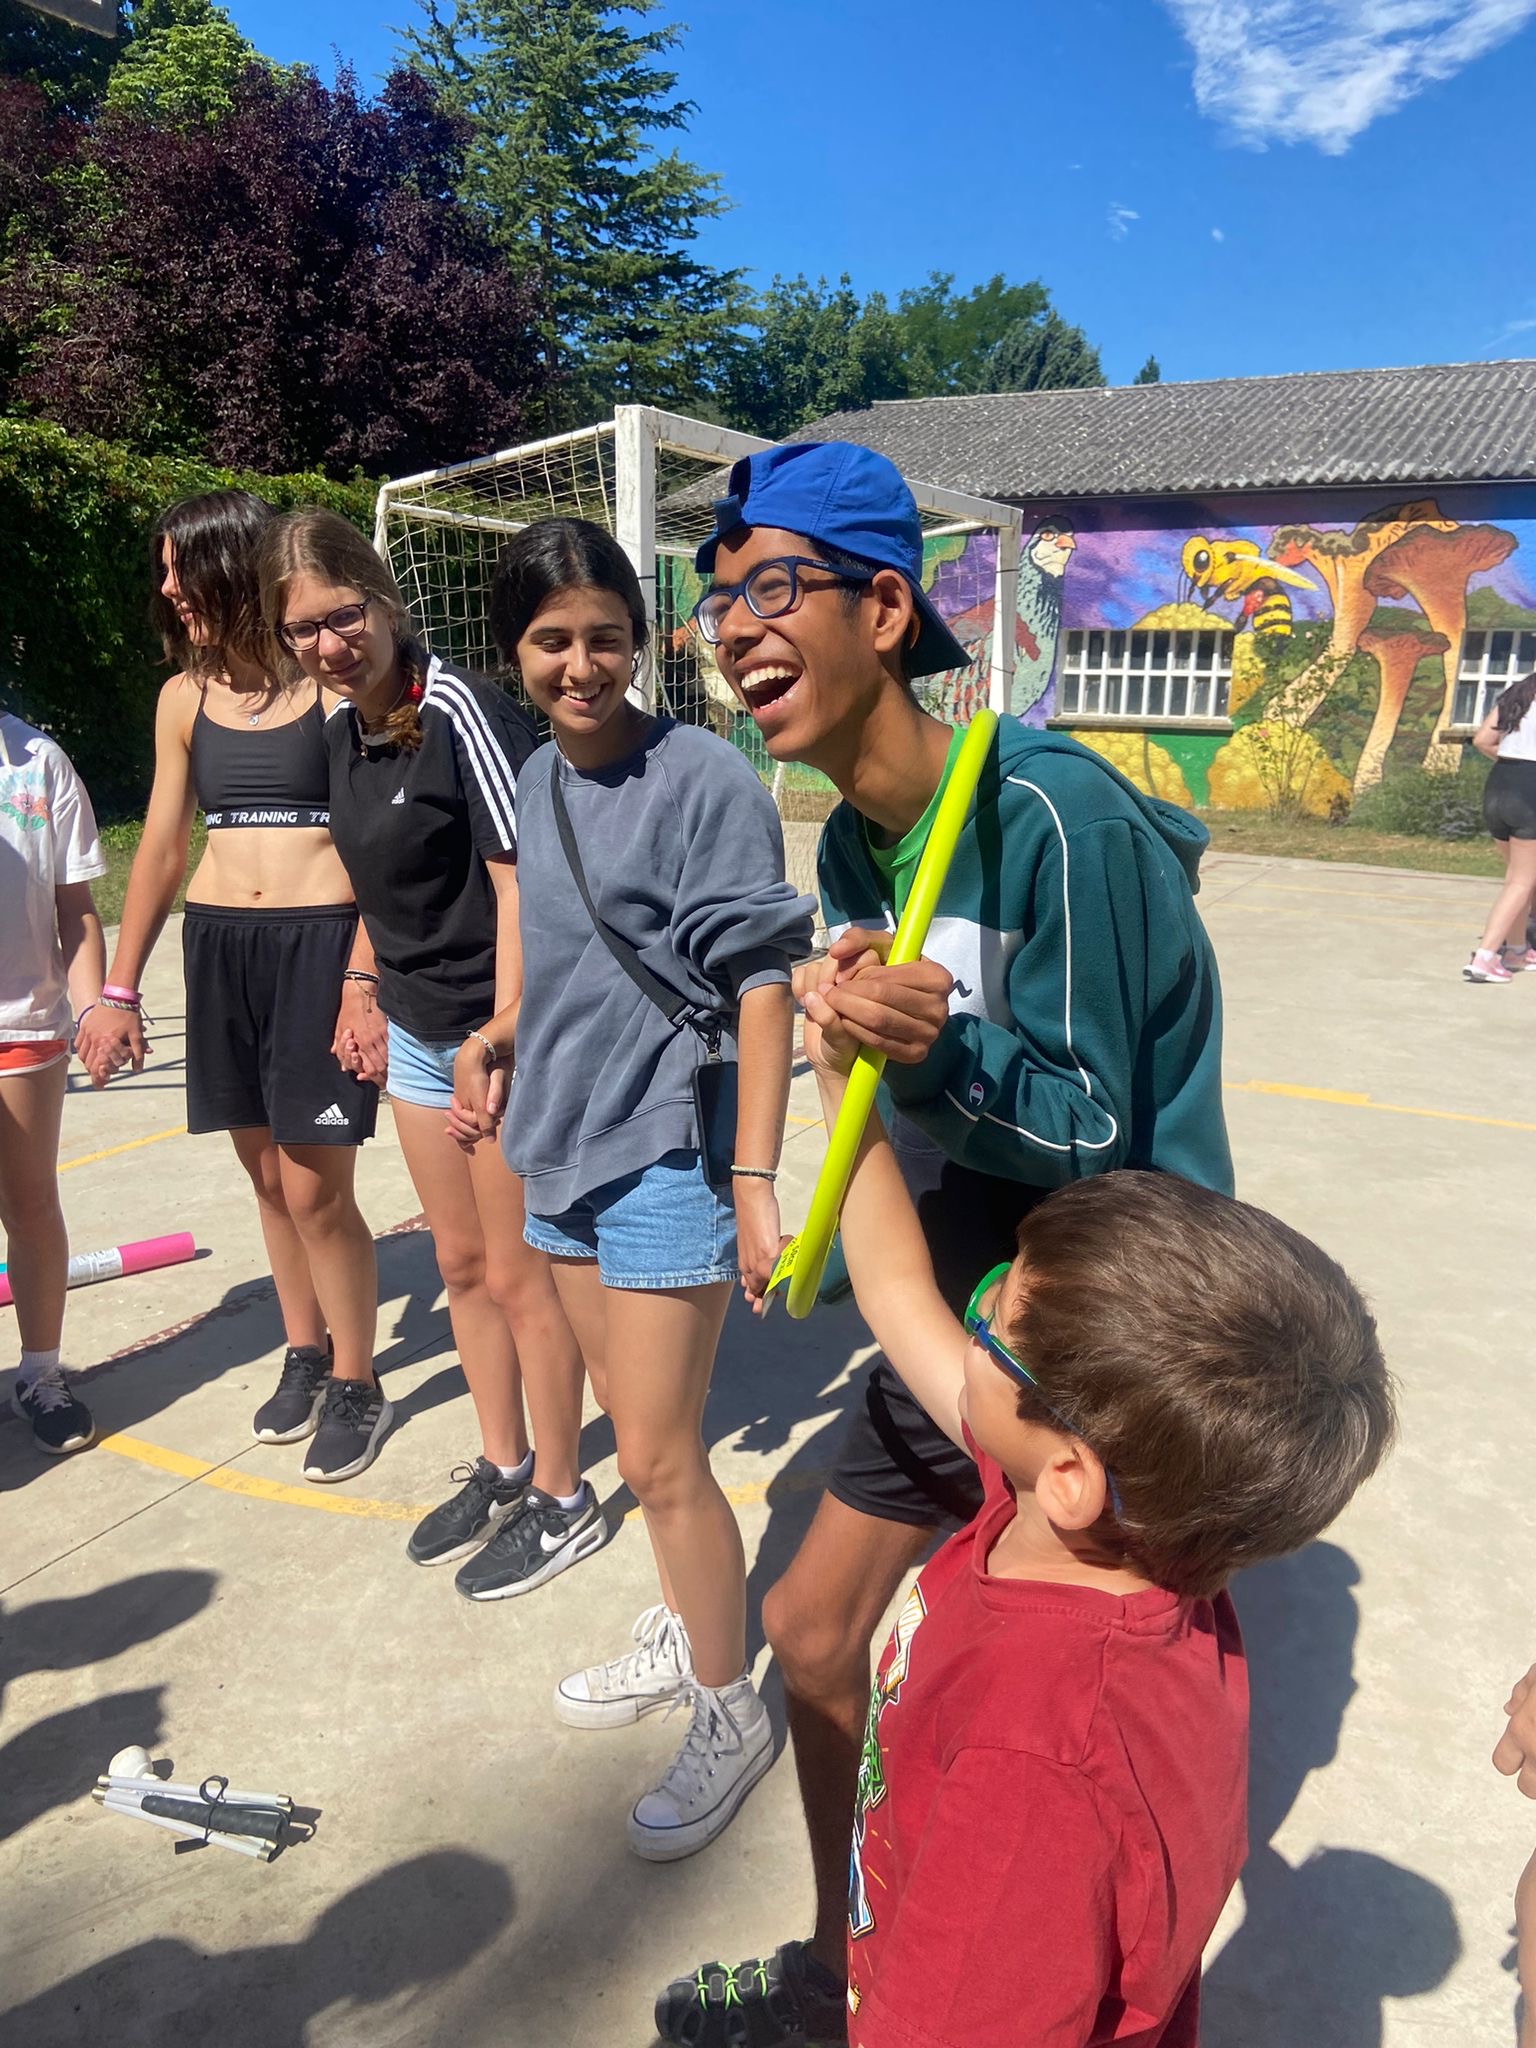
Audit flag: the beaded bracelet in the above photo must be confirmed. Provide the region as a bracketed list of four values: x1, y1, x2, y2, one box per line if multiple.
[466, 1029, 502, 1062]
[730, 1166, 778, 1182]
[100, 994, 142, 1013]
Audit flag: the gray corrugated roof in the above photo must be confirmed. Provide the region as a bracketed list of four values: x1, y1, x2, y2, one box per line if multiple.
[798, 360, 1536, 501]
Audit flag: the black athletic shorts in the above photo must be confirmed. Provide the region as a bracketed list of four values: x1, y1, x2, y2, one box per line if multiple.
[827, 1115, 1048, 1532]
[1484, 759, 1536, 842]
[183, 904, 377, 1146]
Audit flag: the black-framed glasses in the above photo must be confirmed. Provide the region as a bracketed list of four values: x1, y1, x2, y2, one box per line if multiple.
[963, 1262, 1123, 1514]
[279, 597, 371, 654]
[691, 556, 874, 645]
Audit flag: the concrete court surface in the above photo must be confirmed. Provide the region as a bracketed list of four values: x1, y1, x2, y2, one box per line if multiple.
[1, 852, 1533, 2047]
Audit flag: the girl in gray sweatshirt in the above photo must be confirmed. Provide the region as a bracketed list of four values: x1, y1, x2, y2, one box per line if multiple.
[454, 518, 812, 1867]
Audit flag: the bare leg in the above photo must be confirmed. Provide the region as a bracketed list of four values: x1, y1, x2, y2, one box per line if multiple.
[762, 1494, 935, 1977]
[1519, 1845, 1536, 2048]
[275, 1145, 378, 1384]
[558, 1272, 737, 1680]
[392, 1101, 527, 1468]
[551, 1258, 681, 1608]
[0, 1062, 69, 1352]
[472, 1148, 584, 1498]
[1478, 838, 1536, 954]
[230, 1126, 327, 1354]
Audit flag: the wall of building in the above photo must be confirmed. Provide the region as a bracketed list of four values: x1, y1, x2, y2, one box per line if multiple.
[920, 483, 1536, 813]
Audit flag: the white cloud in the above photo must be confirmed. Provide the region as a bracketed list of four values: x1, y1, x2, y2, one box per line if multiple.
[1107, 202, 1139, 239]
[1163, 0, 1536, 152]
[1483, 314, 1536, 353]
[1211, 226, 1225, 241]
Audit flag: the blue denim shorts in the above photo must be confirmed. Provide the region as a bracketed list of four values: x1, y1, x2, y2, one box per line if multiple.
[523, 1149, 738, 1290]
[386, 1018, 461, 1110]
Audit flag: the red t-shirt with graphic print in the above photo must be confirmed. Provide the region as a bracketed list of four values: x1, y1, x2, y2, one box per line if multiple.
[846, 1441, 1248, 2048]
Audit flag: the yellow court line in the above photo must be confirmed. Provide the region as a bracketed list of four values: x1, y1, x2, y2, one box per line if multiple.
[59, 1123, 188, 1173]
[1225, 1079, 1536, 1135]
[97, 1429, 828, 1522]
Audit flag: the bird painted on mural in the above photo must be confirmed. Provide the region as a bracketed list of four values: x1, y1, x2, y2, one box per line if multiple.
[1011, 516, 1077, 715]
[1180, 536, 1316, 637]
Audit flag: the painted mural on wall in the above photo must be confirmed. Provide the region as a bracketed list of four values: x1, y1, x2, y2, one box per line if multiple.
[918, 484, 1536, 814]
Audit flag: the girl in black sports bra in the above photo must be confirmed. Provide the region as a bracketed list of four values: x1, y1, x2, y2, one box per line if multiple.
[76, 490, 390, 1484]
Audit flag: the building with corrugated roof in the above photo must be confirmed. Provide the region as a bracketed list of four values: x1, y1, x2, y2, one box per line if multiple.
[801, 361, 1536, 811]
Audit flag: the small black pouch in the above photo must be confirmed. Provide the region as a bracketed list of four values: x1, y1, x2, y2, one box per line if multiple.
[549, 770, 739, 1187]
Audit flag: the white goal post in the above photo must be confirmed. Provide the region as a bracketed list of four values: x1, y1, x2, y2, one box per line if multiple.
[374, 405, 1022, 909]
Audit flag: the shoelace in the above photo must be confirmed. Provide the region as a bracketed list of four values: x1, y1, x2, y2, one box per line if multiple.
[22, 1367, 75, 1413]
[324, 1379, 376, 1424]
[598, 1603, 688, 1687]
[447, 1458, 501, 1504]
[277, 1349, 327, 1390]
[656, 1682, 747, 1808]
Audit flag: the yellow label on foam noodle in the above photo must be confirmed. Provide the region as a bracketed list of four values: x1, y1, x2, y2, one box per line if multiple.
[767, 1237, 800, 1294]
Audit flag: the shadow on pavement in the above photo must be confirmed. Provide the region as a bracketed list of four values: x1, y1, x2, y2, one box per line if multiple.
[0, 1228, 449, 1498]
[1202, 1542, 1461, 2046]
[0, 1569, 216, 1841]
[1, 1847, 514, 2048]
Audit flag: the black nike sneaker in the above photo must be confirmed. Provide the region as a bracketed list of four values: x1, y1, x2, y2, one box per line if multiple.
[452, 1482, 605, 1600]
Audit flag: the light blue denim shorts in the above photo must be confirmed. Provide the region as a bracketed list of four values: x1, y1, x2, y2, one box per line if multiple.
[523, 1149, 738, 1290]
[386, 1018, 461, 1110]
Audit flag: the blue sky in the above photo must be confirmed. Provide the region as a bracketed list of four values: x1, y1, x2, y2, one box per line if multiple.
[233, 0, 1536, 387]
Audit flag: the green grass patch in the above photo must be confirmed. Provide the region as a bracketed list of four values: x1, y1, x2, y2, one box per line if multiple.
[1199, 810, 1502, 878]
[94, 819, 206, 929]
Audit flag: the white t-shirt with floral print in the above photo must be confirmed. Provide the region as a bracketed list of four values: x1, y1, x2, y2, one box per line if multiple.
[0, 714, 106, 1041]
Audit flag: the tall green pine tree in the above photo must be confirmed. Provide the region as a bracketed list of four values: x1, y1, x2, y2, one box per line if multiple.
[402, 0, 740, 423]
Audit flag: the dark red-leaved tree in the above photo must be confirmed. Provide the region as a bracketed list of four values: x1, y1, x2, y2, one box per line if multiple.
[23, 64, 551, 475]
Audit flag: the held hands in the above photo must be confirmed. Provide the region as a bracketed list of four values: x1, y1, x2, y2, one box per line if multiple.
[75, 1005, 147, 1089]
[333, 983, 388, 1088]
[795, 928, 954, 1075]
[1494, 1663, 1536, 1798]
[446, 1036, 509, 1152]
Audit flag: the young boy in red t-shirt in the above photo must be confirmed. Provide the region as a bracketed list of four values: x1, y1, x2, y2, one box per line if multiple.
[799, 999, 1395, 2048]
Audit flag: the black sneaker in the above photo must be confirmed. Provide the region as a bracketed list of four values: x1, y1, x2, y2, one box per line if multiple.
[303, 1378, 393, 1483]
[453, 1482, 606, 1600]
[252, 1345, 332, 1443]
[655, 1941, 848, 2047]
[407, 1457, 529, 1565]
[12, 1367, 95, 1456]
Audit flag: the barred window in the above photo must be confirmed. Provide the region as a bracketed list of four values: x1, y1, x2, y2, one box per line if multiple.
[1058, 629, 1233, 722]
[1453, 629, 1536, 728]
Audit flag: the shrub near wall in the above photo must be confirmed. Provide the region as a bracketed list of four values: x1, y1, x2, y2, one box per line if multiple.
[0, 420, 376, 813]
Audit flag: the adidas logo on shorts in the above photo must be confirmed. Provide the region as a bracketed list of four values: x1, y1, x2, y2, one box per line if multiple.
[391, 787, 406, 804]
[314, 1103, 349, 1127]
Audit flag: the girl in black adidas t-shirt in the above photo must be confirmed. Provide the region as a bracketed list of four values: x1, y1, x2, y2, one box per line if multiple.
[257, 511, 595, 1599]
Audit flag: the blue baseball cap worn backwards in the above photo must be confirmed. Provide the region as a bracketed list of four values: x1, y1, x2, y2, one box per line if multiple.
[695, 441, 971, 680]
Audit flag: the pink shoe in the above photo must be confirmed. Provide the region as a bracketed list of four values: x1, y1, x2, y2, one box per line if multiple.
[1465, 949, 1513, 983]
[1502, 945, 1536, 970]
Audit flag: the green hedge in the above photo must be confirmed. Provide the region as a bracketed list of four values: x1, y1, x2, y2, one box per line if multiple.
[0, 420, 376, 814]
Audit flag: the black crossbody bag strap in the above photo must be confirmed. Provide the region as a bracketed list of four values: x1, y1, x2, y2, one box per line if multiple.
[548, 769, 709, 1039]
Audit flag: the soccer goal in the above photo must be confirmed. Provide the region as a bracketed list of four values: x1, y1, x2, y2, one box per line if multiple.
[375, 405, 1022, 914]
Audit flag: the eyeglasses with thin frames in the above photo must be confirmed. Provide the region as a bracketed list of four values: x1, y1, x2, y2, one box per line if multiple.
[691, 556, 874, 645]
[963, 1262, 1123, 1515]
[279, 596, 372, 655]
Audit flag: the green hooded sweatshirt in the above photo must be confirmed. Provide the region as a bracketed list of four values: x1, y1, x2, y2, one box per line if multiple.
[817, 720, 1234, 1196]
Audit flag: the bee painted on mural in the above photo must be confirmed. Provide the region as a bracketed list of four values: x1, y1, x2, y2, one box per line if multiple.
[1180, 536, 1316, 638]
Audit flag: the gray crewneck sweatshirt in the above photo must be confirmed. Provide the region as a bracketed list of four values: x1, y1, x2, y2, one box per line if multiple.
[504, 718, 815, 1213]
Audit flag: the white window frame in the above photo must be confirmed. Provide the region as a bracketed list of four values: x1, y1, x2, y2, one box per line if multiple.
[1451, 628, 1536, 730]
[1055, 627, 1234, 727]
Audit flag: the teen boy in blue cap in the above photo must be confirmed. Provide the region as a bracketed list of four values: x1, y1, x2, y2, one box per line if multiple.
[655, 442, 1234, 2045]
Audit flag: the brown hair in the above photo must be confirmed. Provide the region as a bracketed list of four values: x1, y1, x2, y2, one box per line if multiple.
[1002, 1172, 1394, 1599]
[150, 490, 277, 681]
[256, 508, 429, 751]
[1495, 673, 1536, 735]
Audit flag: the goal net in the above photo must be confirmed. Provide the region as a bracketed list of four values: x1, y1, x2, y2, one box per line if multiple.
[375, 406, 1022, 922]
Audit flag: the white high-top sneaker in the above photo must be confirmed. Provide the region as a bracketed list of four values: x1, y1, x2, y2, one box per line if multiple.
[554, 1604, 692, 1729]
[627, 1675, 774, 1863]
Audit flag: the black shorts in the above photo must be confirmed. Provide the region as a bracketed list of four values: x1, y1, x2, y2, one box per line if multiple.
[183, 904, 378, 1146]
[827, 1115, 1047, 1532]
[1484, 759, 1536, 841]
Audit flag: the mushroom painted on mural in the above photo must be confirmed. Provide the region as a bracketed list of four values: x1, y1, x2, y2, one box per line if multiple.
[1268, 500, 1455, 725]
[1353, 625, 1450, 793]
[1362, 522, 1517, 771]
